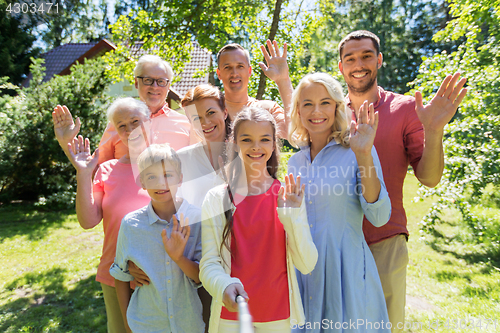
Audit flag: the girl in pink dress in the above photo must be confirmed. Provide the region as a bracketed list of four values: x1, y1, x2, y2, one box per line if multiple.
[199, 107, 318, 333]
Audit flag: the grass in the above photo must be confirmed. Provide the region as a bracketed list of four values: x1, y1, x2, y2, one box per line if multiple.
[0, 170, 499, 332]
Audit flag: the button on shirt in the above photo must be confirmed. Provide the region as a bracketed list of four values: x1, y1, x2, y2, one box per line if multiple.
[110, 200, 204, 333]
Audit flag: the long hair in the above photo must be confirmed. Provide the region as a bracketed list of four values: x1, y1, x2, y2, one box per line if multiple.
[220, 107, 281, 256]
[181, 84, 231, 142]
[289, 73, 350, 148]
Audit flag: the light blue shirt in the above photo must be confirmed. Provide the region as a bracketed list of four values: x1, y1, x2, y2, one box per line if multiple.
[288, 140, 391, 333]
[110, 200, 204, 333]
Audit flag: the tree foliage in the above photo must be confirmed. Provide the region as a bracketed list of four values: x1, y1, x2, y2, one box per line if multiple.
[0, 1, 41, 86]
[307, 0, 452, 93]
[0, 58, 112, 207]
[411, 0, 500, 250]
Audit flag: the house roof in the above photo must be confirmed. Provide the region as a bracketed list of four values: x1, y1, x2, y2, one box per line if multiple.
[23, 39, 211, 100]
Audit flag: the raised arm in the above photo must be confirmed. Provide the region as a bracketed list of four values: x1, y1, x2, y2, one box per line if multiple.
[52, 105, 81, 166]
[259, 40, 293, 135]
[414, 72, 467, 187]
[277, 174, 318, 274]
[69, 135, 103, 229]
[350, 101, 381, 204]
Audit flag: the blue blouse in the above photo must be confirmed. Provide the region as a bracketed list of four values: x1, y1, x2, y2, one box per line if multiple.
[288, 140, 391, 333]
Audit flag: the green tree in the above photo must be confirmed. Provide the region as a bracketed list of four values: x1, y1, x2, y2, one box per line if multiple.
[0, 1, 41, 86]
[411, 0, 500, 250]
[0, 57, 112, 207]
[308, 0, 452, 93]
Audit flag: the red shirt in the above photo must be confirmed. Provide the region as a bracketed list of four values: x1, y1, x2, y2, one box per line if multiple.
[347, 87, 424, 245]
[220, 180, 290, 322]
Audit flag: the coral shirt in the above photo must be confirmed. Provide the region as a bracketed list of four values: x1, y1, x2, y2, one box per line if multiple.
[347, 87, 424, 245]
[220, 180, 290, 322]
[98, 104, 192, 164]
[92, 160, 151, 286]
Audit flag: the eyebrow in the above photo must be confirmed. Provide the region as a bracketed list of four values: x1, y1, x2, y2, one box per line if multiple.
[302, 97, 333, 102]
[239, 133, 272, 138]
[343, 49, 375, 59]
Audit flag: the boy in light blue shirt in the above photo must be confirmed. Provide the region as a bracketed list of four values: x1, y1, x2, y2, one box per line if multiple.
[110, 143, 204, 333]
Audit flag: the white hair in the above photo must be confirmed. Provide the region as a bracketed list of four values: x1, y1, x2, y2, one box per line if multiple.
[106, 97, 149, 123]
[134, 55, 174, 80]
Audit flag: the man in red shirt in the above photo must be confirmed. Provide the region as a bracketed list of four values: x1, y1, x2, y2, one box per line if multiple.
[216, 43, 290, 138]
[338, 30, 467, 332]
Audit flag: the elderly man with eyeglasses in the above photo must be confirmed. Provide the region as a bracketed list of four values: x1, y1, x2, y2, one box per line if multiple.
[98, 55, 196, 163]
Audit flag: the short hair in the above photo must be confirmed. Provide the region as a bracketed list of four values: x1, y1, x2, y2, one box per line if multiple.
[217, 43, 251, 67]
[134, 55, 174, 80]
[106, 97, 149, 123]
[338, 30, 381, 59]
[289, 73, 350, 148]
[137, 143, 182, 178]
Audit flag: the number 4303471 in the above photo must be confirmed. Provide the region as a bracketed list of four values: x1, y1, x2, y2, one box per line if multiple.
[6, 2, 59, 14]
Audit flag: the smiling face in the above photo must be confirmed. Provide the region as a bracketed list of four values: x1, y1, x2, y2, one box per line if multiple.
[338, 38, 382, 96]
[185, 98, 227, 143]
[298, 82, 337, 140]
[135, 62, 171, 113]
[235, 120, 275, 172]
[112, 106, 148, 146]
[216, 49, 252, 95]
[141, 161, 182, 205]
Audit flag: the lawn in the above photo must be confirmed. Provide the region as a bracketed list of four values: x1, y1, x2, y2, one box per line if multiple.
[0, 171, 498, 332]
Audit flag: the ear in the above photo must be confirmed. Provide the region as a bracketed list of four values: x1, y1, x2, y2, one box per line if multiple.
[216, 68, 221, 79]
[338, 60, 343, 74]
[377, 53, 383, 69]
[223, 109, 228, 120]
[248, 66, 252, 76]
[134, 77, 139, 89]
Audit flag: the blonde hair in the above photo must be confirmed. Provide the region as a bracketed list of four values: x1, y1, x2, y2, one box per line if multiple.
[134, 55, 174, 80]
[137, 143, 182, 178]
[289, 73, 350, 148]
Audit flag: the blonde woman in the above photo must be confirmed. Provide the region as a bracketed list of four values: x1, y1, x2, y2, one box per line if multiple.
[261, 40, 391, 332]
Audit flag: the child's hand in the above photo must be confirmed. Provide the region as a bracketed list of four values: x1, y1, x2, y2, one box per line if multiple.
[161, 213, 190, 263]
[258, 39, 289, 84]
[68, 135, 99, 174]
[52, 105, 81, 147]
[223, 283, 249, 312]
[350, 101, 379, 157]
[128, 261, 150, 286]
[278, 174, 305, 208]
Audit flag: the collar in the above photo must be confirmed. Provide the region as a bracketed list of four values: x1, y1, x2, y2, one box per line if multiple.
[146, 199, 187, 225]
[150, 103, 171, 119]
[345, 86, 386, 111]
[299, 139, 338, 153]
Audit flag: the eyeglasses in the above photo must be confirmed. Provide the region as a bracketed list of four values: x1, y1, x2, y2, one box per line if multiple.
[136, 77, 170, 87]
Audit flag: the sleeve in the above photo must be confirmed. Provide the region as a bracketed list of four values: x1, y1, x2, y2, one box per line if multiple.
[277, 197, 318, 274]
[185, 208, 203, 289]
[98, 121, 127, 164]
[357, 146, 392, 227]
[92, 165, 105, 193]
[109, 218, 134, 282]
[403, 99, 424, 171]
[199, 191, 242, 304]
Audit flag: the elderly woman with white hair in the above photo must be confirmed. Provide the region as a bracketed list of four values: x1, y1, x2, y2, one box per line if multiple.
[53, 97, 152, 333]
[97, 55, 197, 163]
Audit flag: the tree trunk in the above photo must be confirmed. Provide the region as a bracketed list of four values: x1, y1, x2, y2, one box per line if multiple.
[256, 0, 284, 100]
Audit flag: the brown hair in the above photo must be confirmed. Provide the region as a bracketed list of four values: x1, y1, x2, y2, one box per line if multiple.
[181, 84, 231, 141]
[220, 107, 281, 256]
[338, 30, 380, 59]
[216, 43, 251, 67]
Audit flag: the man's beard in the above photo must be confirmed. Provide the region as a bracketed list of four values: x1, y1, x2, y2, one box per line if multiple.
[347, 71, 377, 96]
